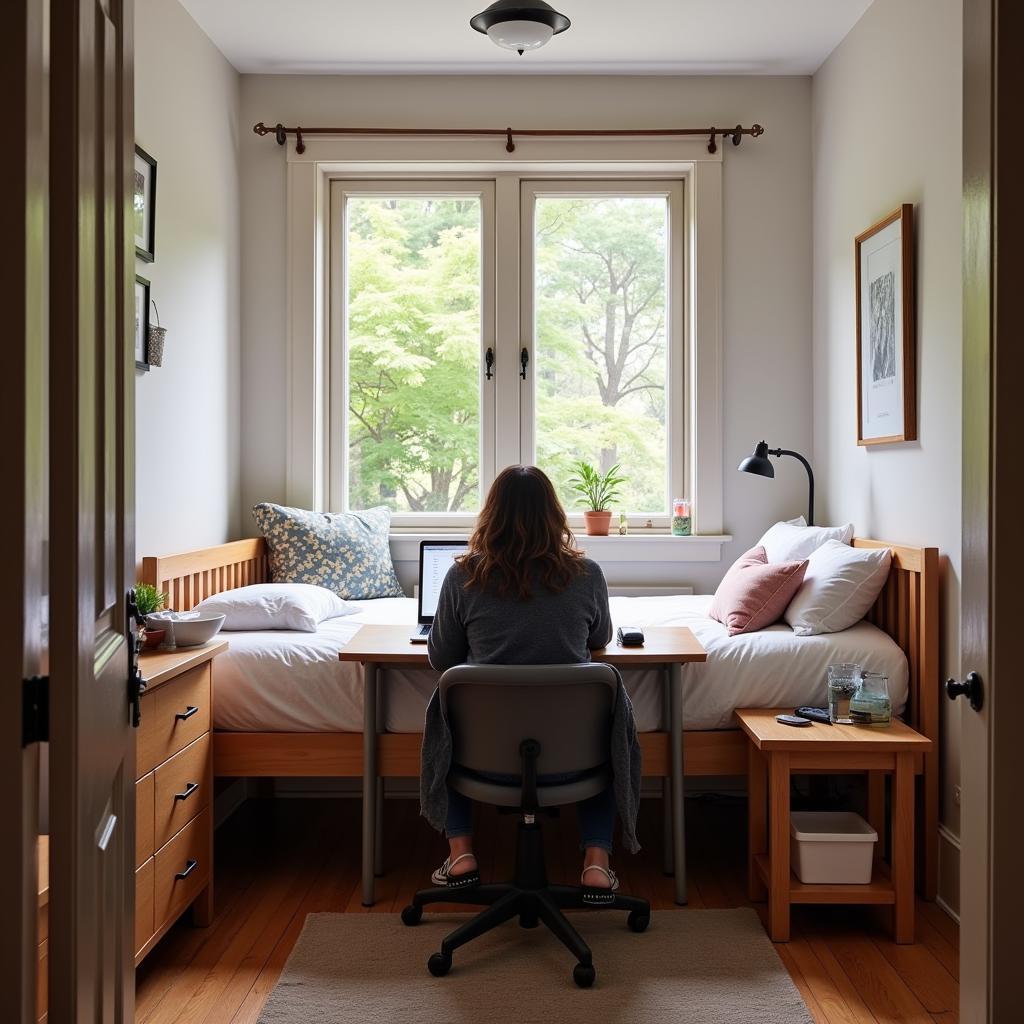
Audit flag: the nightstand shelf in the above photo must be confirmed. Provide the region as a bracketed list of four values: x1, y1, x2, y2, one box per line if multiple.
[736, 708, 932, 944]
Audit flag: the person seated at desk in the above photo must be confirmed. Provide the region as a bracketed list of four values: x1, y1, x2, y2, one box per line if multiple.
[422, 465, 641, 901]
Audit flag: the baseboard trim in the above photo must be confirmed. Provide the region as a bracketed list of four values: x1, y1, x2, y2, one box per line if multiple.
[936, 823, 960, 921]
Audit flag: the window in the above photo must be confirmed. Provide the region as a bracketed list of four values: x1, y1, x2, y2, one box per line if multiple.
[330, 177, 683, 528]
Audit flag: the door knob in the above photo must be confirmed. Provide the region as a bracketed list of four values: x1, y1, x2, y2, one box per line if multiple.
[945, 671, 983, 712]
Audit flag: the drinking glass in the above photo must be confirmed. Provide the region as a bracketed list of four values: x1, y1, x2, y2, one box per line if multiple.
[827, 663, 862, 724]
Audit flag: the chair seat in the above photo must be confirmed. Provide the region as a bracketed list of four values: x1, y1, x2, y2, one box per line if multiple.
[448, 764, 612, 808]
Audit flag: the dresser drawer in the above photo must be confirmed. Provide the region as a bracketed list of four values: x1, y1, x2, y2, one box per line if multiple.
[155, 807, 210, 929]
[137, 663, 211, 777]
[136, 858, 155, 958]
[136, 772, 154, 868]
[154, 734, 211, 849]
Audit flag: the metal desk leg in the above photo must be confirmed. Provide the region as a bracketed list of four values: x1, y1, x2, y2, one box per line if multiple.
[670, 662, 687, 904]
[375, 677, 384, 877]
[662, 670, 673, 876]
[362, 662, 378, 907]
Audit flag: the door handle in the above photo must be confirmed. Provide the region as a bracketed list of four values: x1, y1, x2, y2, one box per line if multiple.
[175, 705, 200, 721]
[174, 781, 200, 802]
[175, 858, 198, 880]
[945, 671, 983, 712]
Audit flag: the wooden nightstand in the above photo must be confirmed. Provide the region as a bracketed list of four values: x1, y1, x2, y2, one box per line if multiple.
[134, 640, 227, 964]
[735, 708, 932, 944]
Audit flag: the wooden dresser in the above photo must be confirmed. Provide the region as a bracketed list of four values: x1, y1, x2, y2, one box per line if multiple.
[134, 641, 226, 964]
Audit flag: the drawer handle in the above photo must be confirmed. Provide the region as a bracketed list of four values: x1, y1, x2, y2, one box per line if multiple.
[175, 705, 199, 721]
[175, 858, 198, 881]
[174, 781, 199, 802]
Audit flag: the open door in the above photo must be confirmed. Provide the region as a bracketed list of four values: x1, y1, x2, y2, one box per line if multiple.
[48, 0, 137, 1020]
[0, 3, 49, 1022]
[959, 0, 1024, 1020]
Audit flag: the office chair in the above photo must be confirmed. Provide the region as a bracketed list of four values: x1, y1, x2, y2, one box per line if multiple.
[401, 663, 650, 988]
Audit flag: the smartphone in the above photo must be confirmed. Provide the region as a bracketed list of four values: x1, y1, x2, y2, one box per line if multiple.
[775, 714, 812, 727]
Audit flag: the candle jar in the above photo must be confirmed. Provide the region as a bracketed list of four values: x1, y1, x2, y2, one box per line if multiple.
[671, 498, 692, 536]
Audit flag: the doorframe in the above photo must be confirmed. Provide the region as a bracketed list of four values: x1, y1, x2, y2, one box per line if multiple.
[961, 0, 1024, 1019]
[0, 2, 48, 1021]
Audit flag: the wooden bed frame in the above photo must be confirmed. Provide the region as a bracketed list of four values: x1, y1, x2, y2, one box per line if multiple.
[142, 535, 940, 897]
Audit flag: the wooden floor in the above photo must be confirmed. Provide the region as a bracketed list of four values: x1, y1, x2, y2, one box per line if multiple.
[136, 796, 959, 1024]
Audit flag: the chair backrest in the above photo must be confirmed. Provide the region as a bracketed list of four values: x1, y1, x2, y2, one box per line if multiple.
[439, 663, 618, 777]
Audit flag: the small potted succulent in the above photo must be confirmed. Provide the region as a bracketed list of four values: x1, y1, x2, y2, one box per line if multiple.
[569, 461, 627, 537]
[133, 583, 168, 650]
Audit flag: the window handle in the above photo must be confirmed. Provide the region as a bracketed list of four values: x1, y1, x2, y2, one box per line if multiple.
[485, 347, 494, 380]
[520, 348, 529, 380]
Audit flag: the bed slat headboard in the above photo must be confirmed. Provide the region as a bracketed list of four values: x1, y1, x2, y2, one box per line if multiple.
[142, 538, 268, 612]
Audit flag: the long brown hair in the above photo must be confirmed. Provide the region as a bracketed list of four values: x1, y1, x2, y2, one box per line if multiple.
[459, 466, 584, 599]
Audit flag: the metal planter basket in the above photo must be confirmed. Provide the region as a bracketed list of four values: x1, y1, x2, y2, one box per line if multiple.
[147, 300, 166, 367]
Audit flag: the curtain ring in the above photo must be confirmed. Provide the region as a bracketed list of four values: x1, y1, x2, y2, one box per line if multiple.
[707, 127, 717, 154]
[295, 127, 305, 154]
[505, 127, 515, 153]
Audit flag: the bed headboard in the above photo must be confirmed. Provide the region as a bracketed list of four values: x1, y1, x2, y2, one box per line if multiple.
[142, 538, 268, 613]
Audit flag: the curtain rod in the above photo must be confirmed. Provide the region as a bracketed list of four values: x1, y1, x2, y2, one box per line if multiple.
[253, 121, 764, 155]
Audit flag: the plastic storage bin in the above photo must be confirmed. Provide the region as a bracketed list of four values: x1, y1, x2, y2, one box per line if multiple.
[789, 811, 878, 884]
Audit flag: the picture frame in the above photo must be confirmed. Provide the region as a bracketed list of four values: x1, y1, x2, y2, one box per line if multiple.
[855, 204, 916, 445]
[134, 145, 157, 262]
[135, 275, 151, 371]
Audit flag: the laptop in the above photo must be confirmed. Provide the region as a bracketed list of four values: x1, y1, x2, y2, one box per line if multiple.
[410, 540, 468, 642]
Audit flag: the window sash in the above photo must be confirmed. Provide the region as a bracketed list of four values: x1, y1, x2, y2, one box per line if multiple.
[327, 175, 685, 530]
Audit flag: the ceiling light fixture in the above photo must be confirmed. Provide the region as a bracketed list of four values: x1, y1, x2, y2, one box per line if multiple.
[470, 0, 571, 55]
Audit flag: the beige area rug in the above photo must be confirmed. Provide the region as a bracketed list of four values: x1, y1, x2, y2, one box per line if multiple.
[257, 910, 813, 1024]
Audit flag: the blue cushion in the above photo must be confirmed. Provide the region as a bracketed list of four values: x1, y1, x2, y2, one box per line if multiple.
[251, 503, 404, 600]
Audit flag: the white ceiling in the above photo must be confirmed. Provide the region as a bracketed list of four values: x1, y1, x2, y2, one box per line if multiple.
[178, 0, 874, 76]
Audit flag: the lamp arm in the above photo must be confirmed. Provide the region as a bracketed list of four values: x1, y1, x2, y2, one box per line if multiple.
[768, 448, 815, 526]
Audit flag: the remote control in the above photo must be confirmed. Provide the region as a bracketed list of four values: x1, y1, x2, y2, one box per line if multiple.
[794, 706, 832, 725]
[776, 714, 812, 727]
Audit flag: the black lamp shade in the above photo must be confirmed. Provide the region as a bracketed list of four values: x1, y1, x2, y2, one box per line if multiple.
[470, 0, 571, 36]
[738, 441, 775, 479]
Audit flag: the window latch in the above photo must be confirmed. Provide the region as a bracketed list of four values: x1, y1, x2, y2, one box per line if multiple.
[485, 347, 494, 380]
[520, 347, 529, 380]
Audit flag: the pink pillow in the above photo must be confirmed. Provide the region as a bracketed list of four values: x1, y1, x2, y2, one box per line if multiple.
[709, 545, 808, 636]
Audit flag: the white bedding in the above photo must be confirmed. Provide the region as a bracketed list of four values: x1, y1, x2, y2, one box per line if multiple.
[211, 594, 908, 734]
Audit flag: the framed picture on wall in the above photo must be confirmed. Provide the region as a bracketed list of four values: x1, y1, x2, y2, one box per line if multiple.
[135, 275, 151, 371]
[855, 204, 916, 445]
[134, 145, 157, 262]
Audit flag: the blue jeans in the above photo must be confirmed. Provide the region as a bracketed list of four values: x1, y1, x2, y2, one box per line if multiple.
[445, 771, 615, 853]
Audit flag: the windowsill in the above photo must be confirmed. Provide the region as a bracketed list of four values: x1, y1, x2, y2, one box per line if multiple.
[388, 532, 732, 563]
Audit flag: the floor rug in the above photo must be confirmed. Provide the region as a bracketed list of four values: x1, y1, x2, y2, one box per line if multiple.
[257, 909, 813, 1024]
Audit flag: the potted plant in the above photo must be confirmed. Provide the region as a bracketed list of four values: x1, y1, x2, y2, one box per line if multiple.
[569, 461, 627, 536]
[133, 583, 168, 649]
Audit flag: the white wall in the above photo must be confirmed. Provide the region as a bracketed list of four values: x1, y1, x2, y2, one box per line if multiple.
[134, 0, 241, 562]
[237, 74, 813, 591]
[811, 0, 963, 908]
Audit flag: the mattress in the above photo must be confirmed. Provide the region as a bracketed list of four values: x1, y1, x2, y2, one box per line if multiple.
[211, 594, 908, 735]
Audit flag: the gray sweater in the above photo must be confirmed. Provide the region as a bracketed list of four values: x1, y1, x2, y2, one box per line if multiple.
[420, 558, 642, 853]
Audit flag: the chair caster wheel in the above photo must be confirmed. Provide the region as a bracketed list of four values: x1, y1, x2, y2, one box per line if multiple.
[628, 911, 650, 933]
[428, 951, 452, 977]
[401, 904, 422, 926]
[573, 962, 596, 988]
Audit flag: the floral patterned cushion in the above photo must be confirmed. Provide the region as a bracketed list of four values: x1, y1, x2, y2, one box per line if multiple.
[251, 503, 404, 600]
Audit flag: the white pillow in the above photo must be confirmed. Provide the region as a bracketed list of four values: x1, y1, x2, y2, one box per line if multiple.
[784, 540, 891, 636]
[757, 519, 854, 563]
[194, 583, 354, 632]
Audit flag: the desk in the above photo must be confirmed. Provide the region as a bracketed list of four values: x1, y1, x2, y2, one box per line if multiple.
[736, 708, 933, 943]
[340, 624, 707, 907]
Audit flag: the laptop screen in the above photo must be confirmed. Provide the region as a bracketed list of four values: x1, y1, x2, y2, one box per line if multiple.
[419, 542, 468, 621]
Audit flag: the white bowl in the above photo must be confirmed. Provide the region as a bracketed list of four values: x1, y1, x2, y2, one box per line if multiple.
[148, 612, 225, 648]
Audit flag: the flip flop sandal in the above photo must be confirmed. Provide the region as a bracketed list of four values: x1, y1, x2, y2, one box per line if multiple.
[431, 853, 480, 889]
[581, 864, 620, 906]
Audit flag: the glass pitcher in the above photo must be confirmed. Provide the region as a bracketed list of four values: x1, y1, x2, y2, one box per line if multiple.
[850, 671, 892, 727]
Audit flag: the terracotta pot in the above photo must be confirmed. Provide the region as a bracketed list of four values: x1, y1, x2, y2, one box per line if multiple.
[141, 628, 166, 651]
[583, 510, 613, 536]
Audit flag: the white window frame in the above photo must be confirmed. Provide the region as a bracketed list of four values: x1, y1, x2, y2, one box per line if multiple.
[284, 135, 726, 549]
[328, 180, 495, 528]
